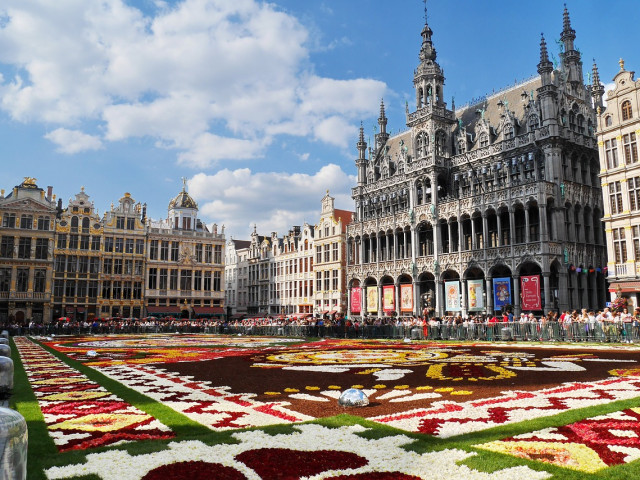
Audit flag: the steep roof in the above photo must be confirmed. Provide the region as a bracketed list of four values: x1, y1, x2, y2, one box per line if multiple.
[334, 209, 354, 232]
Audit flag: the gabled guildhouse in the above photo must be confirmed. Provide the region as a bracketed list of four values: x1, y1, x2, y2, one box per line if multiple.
[346, 6, 607, 318]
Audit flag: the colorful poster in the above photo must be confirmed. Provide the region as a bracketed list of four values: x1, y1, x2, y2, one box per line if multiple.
[366, 286, 378, 313]
[521, 275, 541, 310]
[445, 281, 461, 312]
[400, 284, 413, 312]
[467, 279, 484, 312]
[383, 285, 395, 312]
[493, 277, 512, 310]
[351, 287, 361, 313]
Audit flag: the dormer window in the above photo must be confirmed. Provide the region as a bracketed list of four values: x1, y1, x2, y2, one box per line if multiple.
[622, 100, 633, 121]
[504, 124, 514, 139]
[479, 133, 489, 148]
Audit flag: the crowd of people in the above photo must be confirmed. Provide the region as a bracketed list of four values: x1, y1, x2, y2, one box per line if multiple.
[1, 307, 638, 343]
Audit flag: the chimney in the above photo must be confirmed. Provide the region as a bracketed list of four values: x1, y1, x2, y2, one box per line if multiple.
[47, 186, 53, 201]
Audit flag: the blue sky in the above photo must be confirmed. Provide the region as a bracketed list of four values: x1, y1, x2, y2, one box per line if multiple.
[0, 0, 637, 240]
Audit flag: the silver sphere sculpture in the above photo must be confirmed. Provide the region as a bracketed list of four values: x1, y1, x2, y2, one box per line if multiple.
[338, 388, 369, 407]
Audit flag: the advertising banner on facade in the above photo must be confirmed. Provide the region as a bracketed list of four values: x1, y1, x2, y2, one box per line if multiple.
[521, 275, 541, 310]
[467, 279, 484, 312]
[351, 287, 361, 313]
[366, 286, 378, 313]
[383, 285, 395, 312]
[445, 281, 461, 312]
[493, 277, 512, 310]
[400, 284, 413, 312]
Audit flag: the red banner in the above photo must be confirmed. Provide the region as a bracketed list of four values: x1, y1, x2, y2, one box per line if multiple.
[383, 285, 395, 312]
[521, 275, 541, 310]
[351, 287, 361, 313]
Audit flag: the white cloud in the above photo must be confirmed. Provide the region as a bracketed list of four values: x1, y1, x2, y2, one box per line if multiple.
[188, 164, 355, 238]
[0, 0, 388, 165]
[44, 128, 103, 154]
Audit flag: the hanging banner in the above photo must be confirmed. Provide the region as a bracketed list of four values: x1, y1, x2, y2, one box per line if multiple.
[467, 279, 484, 312]
[400, 284, 413, 312]
[383, 285, 395, 312]
[493, 277, 512, 310]
[521, 275, 541, 310]
[445, 281, 461, 311]
[366, 286, 378, 313]
[351, 287, 361, 313]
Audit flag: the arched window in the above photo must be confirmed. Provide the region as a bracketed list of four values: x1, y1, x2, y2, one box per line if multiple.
[71, 216, 79, 233]
[605, 115, 612, 127]
[82, 217, 90, 233]
[435, 131, 447, 156]
[415, 132, 429, 158]
[457, 138, 466, 154]
[622, 100, 633, 121]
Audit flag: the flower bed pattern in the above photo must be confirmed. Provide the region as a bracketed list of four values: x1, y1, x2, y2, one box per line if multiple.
[372, 377, 640, 437]
[45, 423, 551, 480]
[14, 337, 173, 451]
[476, 407, 640, 473]
[96, 363, 312, 430]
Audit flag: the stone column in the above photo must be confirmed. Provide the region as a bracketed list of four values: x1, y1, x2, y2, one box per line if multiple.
[543, 272, 552, 314]
[486, 277, 493, 314]
[513, 274, 521, 317]
[558, 271, 568, 312]
[540, 204, 548, 242]
[436, 280, 444, 317]
[378, 284, 383, 318]
[471, 217, 477, 250]
[395, 283, 400, 316]
[461, 279, 468, 317]
[524, 207, 530, 244]
[448, 222, 453, 253]
[497, 213, 503, 246]
[482, 213, 488, 250]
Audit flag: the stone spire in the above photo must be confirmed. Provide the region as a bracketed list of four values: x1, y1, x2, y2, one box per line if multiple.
[537, 34, 553, 80]
[376, 99, 389, 147]
[419, 1, 436, 62]
[413, 1, 446, 111]
[591, 59, 605, 110]
[356, 123, 368, 187]
[561, 4, 576, 51]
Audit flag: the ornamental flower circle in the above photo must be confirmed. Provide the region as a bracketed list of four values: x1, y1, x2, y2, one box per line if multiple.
[264, 349, 448, 365]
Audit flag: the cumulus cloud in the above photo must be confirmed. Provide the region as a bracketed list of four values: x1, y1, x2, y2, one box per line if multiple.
[188, 164, 355, 238]
[44, 128, 103, 154]
[0, 0, 387, 165]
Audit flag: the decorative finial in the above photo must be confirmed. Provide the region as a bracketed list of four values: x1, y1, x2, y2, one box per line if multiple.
[619, 58, 625, 71]
[181, 177, 187, 191]
[81, 185, 85, 192]
[424, 0, 427, 22]
[326, 189, 329, 195]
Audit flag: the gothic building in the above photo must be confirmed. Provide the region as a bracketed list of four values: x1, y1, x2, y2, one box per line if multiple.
[346, 7, 607, 318]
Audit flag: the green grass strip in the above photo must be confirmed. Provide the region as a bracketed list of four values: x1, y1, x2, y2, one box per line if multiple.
[10, 337, 58, 480]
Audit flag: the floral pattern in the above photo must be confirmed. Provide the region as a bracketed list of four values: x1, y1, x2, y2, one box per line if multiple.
[475, 408, 640, 473]
[45, 423, 551, 480]
[14, 337, 173, 451]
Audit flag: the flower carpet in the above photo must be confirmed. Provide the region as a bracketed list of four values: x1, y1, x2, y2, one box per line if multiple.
[11, 334, 640, 479]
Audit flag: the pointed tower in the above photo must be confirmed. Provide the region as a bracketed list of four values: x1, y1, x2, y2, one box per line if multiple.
[413, 6, 445, 110]
[356, 123, 368, 186]
[560, 5, 584, 85]
[591, 60, 605, 110]
[376, 99, 390, 148]
[537, 34, 558, 125]
[168, 178, 198, 230]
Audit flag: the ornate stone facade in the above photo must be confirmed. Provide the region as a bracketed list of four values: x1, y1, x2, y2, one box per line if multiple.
[145, 183, 225, 319]
[52, 188, 103, 321]
[346, 7, 607, 318]
[597, 60, 640, 309]
[0, 178, 57, 323]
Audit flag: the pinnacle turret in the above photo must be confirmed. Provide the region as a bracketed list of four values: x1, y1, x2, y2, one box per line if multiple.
[560, 4, 576, 52]
[537, 34, 553, 76]
[591, 59, 605, 109]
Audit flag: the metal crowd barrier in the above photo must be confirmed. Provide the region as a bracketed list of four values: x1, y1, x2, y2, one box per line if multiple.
[17, 320, 640, 344]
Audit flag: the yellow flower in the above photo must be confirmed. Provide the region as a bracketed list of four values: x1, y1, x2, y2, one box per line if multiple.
[284, 388, 299, 393]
